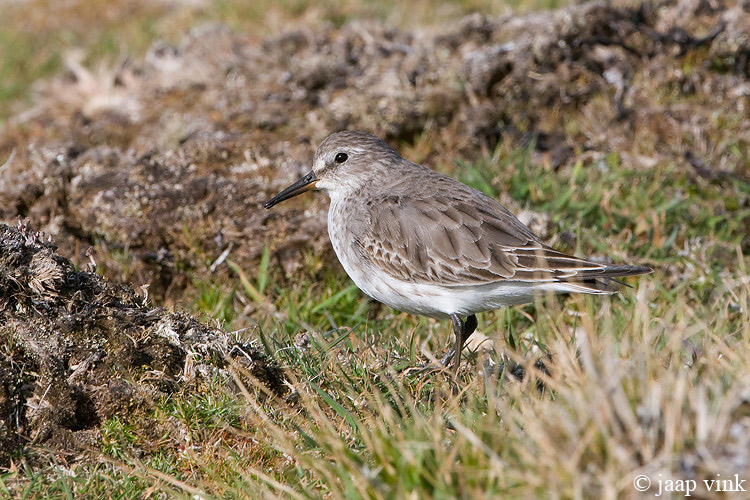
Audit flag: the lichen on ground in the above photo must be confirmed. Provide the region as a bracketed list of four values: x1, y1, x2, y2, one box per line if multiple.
[0, 0, 749, 494]
[0, 222, 284, 466]
[0, 1, 747, 305]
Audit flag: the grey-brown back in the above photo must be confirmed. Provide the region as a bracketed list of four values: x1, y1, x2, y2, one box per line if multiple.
[344, 161, 651, 290]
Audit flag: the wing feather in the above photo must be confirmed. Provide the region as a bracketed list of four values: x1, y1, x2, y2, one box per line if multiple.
[355, 171, 650, 288]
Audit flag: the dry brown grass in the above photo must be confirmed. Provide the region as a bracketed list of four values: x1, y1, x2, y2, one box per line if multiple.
[2, 0, 750, 498]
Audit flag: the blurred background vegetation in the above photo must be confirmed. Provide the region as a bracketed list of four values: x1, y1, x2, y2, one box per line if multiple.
[1, 0, 571, 122]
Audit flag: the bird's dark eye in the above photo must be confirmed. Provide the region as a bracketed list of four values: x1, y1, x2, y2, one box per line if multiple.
[335, 152, 348, 164]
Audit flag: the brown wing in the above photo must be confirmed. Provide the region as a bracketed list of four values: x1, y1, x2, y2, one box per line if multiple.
[357, 176, 650, 288]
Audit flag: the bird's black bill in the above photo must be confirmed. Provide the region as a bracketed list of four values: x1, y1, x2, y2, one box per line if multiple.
[264, 171, 318, 209]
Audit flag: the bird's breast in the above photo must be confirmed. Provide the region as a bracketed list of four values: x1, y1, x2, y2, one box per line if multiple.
[326, 196, 449, 318]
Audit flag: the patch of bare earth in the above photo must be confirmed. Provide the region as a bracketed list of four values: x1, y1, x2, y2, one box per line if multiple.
[0, 222, 284, 466]
[1, 0, 748, 304]
[0, 0, 749, 467]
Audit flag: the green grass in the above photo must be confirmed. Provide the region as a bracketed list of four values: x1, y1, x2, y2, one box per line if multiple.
[13, 147, 747, 498]
[3, 1, 750, 498]
[44, 266, 743, 499]
[3, 135, 749, 498]
[0, 461, 154, 500]
[0, 0, 573, 123]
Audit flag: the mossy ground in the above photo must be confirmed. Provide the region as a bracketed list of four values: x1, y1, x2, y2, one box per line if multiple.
[1, 0, 750, 499]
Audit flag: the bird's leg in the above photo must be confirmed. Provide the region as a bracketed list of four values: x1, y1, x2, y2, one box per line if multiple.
[465, 314, 478, 338]
[441, 314, 478, 372]
[455, 314, 478, 373]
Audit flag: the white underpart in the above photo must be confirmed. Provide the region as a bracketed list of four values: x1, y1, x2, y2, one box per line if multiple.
[334, 247, 610, 319]
[325, 190, 613, 320]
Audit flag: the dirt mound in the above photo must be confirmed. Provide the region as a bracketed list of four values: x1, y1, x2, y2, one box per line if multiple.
[1, 0, 748, 304]
[0, 0, 748, 476]
[0, 222, 284, 466]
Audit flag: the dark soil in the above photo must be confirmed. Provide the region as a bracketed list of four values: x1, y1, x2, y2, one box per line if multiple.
[0, 0, 749, 464]
[0, 222, 285, 466]
[1, 1, 747, 304]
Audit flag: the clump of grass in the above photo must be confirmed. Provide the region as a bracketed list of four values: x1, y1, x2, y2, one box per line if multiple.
[6, 239, 749, 498]
[109, 254, 747, 500]
[106, 139, 746, 498]
[100, 416, 141, 460]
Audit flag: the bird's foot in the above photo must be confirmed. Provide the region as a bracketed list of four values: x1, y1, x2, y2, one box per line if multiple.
[439, 348, 456, 367]
[399, 360, 447, 376]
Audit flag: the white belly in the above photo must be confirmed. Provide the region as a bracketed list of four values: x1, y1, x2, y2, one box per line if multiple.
[325, 197, 610, 319]
[327, 216, 541, 318]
